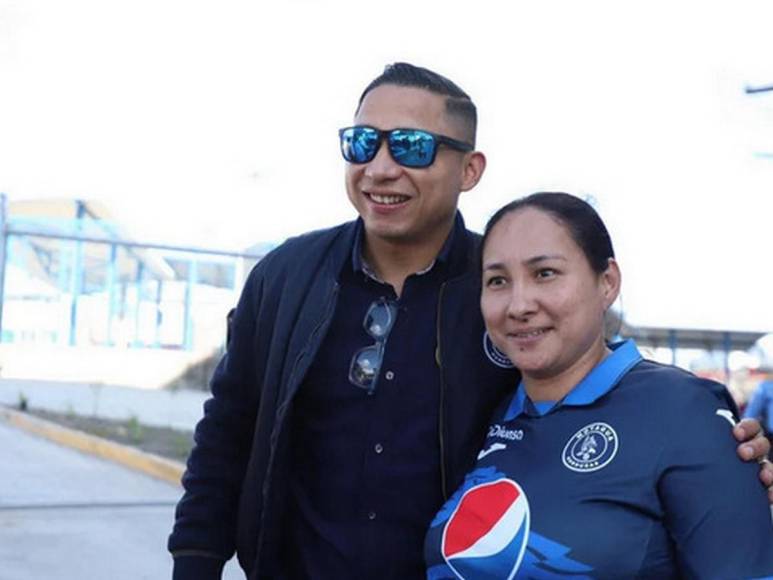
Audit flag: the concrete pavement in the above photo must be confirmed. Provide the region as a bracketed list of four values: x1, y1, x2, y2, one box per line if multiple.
[0, 378, 208, 431]
[0, 420, 243, 579]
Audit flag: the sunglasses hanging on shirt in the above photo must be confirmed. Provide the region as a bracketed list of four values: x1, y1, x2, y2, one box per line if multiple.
[349, 298, 399, 395]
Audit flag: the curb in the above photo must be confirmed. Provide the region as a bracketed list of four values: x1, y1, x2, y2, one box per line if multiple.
[0, 406, 185, 486]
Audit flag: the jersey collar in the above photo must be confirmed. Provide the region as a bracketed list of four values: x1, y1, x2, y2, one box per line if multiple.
[503, 339, 643, 421]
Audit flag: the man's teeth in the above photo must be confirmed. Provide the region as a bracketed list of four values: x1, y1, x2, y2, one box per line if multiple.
[515, 329, 547, 338]
[369, 193, 408, 205]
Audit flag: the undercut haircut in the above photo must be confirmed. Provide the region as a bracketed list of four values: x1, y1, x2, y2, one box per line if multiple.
[357, 62, 478, 146]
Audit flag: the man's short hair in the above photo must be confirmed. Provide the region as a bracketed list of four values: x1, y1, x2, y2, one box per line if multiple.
[357, 62, 478, 146]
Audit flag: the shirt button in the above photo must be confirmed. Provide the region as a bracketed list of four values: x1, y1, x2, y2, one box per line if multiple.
[385, 371, 395, 380]
[374, 443, 384, 454]
[368, 511, 376, 521]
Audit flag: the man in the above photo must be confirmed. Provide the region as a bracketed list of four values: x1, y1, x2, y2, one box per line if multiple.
[169, 63, 772, 580]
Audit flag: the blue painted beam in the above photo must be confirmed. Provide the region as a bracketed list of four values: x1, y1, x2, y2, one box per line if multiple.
[154, 279, 163, 348]
[668, 329, 678, 366]
[4, 226, 264, 260]
[183, 260, 197, 351]
[745, 84, 773, 94]
[68, 201, 86, 346]
[106, 244, 118, 346]
[133, 262, 145, 347]
[723, 331, 732, 381]
[0, 194, 8, 342]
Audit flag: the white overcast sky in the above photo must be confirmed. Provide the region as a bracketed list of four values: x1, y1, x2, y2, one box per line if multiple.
[1, 0, 772, 332]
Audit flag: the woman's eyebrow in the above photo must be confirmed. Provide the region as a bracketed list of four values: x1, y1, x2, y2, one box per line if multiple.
[482, 261, 505, 272]
[525, 254, 566, 265]
[483, 254, 568, 271]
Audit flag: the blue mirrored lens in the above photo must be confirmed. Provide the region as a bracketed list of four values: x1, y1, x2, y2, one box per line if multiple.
[364, 300, 397, 338]
[389, 130, 436, 168]
[349, 345, 381, 388]
[342, 127, 380, 163]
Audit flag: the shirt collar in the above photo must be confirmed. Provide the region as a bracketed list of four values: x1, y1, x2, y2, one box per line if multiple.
[503, 339, 643, 421]
[351, 212, 462, 280]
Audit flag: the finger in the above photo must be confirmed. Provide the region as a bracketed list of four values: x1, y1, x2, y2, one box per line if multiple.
[760, 436, 772, 458]
[738, 435, 769, 462]
[761, 459, 773, 487]
[734, 418, 762, 441]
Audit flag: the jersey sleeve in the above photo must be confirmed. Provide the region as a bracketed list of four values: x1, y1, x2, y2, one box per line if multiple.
[656, 382, 773, 579]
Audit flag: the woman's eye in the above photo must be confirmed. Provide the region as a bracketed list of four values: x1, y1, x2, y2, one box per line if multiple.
[485, 275, 506, 288]
[536, 268, 557, 279]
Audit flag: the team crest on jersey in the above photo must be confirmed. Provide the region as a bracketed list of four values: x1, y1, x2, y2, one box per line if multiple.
[441, 478, 530, 579]
[483, 332, 515, 368]
[562, 422, 619, 473]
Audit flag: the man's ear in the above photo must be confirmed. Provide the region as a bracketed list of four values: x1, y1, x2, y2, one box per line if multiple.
[461, 151, 486, 192]
[601, 258, 622, 310]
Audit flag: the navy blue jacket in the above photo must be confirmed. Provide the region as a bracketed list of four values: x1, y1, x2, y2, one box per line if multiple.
[168, 216, 517, 579]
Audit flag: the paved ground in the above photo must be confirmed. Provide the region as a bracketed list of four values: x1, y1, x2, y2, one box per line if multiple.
[0, 421, 243, 579]
[0, 378, 208, 431]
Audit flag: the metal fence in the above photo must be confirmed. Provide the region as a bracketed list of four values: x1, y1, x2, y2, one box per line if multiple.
[0, 194, 266, 352]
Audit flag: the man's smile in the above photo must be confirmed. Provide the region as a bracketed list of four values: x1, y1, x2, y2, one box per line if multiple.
[364, 191, 411, 206]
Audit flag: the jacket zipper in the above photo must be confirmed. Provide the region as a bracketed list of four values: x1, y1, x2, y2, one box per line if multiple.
[256, 282, 340, 564]
[436, 281, 449, 501]
[274, 282, 340, 431]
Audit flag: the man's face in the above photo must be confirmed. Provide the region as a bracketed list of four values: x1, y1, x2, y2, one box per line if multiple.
[344, 84, 476, 248]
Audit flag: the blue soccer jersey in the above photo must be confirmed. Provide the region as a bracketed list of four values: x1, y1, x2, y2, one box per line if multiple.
[424, 340, 773, 579]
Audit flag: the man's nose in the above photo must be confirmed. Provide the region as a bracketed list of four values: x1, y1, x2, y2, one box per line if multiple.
[364, 141, 402, 180]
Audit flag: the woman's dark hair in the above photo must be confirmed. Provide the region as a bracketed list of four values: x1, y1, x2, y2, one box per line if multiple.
[481, 192, 615, 274]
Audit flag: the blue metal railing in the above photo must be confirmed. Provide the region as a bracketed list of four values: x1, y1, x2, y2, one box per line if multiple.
[0, 193, 267, 350]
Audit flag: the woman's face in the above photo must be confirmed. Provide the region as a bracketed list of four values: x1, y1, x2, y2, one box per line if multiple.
[481, 207, 619, 383]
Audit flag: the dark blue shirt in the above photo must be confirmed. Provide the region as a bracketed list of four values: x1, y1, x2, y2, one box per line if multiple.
[424, 341, 773, 579]
[283, 217, 466, 579]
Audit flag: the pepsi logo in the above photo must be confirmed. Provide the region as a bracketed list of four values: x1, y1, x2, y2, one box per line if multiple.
[442, 478, 530, 579]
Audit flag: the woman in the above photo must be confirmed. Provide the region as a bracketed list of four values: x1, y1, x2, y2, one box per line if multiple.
[424, 192, 773, 579]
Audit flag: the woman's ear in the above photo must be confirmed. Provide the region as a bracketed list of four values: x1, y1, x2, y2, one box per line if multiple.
[601, 258, 622, 310]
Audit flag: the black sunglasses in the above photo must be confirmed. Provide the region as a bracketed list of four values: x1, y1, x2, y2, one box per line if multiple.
[339, 125, 473, 169]
[349, 298, 398, 395]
